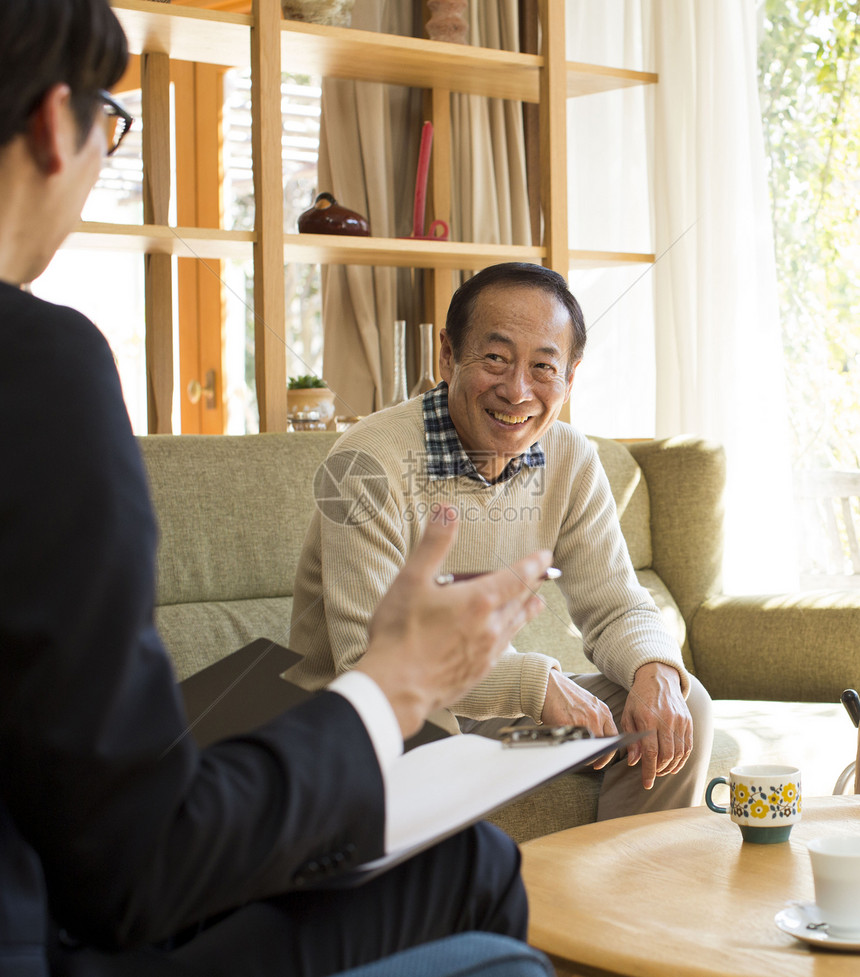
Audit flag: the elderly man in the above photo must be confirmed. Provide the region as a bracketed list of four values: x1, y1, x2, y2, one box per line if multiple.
[291, 262, 713, 819]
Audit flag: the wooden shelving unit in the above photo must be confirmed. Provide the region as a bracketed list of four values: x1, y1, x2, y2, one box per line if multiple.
[68, 0, 657, 432]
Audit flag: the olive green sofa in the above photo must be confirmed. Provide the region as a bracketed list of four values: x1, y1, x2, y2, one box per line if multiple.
[138, 432, 860, 843]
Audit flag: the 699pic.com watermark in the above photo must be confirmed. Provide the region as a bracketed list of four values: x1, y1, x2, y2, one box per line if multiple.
[400, 500, 542, 525]
[314, 447, 545, 528]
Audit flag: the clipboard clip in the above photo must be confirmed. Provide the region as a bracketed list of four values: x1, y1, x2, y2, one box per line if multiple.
[499, 724, 593, 748]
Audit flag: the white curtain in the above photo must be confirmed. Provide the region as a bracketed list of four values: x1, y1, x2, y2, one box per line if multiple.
[450, 1, 531, 248]
[565, 0, 797, 593]
[317, 0, 420, 417]
[563, 0, 655, 440]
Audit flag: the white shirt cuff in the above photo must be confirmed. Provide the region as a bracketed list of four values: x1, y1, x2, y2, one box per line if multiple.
[329, 671, 404, 771]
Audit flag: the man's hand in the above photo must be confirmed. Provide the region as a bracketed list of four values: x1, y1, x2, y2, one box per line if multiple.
[539, 670, 618, 769]
[358, 504, 552, 738]
[621, 662, 693, 790]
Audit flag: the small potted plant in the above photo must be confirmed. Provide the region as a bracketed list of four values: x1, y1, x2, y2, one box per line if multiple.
[287, 375, 336, 430]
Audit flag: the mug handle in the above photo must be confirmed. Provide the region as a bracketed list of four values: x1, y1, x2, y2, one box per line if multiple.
[705, 776, 729, 813]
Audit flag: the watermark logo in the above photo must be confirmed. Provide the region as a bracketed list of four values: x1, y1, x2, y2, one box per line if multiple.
[402, 448, 546, 497]
[314, 449, 389, 526]
[314, 447, 547, 527]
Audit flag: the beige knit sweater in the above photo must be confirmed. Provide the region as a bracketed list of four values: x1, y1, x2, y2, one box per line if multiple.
[289, 397, 688, 723]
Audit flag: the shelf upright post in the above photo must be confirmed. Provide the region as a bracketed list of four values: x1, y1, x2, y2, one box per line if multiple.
[142, 50, 174, 434]
[520, 0, 541, 246]
[537, 0, 571, 422]
[425, 84, 453, 374]
[538, 0, 568, 277]
[250, 0, 287, 432]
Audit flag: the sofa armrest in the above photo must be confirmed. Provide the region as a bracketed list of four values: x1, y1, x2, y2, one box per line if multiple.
[690, 592, 860, 702]
[625, 437, 726, 626]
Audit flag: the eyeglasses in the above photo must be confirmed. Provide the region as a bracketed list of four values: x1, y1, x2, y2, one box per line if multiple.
[98, 89, 133, 157]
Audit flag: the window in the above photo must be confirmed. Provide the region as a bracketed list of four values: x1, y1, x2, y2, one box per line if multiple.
[222, 68, 323, 433]
[33, 68, 324, 436]
[759, 0, 860, 585]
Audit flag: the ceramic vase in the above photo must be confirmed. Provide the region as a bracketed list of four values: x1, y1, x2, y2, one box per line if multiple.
[384, 320, 409, 408]
[426, 0, 468, 44]
[409, 322, 437, 396]
[297, 192, 370, 236]
[287, 387, 336, 430]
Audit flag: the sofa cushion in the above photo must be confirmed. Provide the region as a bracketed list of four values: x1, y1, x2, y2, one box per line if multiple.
[691, 592, 860, 703]
[487, 769, 601, 843]
[589, 436, 652, 571]
[627, 437, 726, 626]
[513, 572, 686, 675]
[156, 597, 295, 680]
[140, 432, 339, 606]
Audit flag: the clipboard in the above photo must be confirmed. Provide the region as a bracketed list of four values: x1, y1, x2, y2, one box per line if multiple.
[178, 637, 448, 752]
[178, 638, 309, 748]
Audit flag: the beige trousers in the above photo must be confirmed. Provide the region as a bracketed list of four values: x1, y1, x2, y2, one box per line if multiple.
[459, 674, 714, 821]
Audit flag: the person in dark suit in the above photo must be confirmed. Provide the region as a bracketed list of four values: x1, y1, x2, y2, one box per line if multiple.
[0, 2, 556, 975]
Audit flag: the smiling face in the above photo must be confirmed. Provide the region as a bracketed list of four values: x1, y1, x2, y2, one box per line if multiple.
[439, 284, 579, 482]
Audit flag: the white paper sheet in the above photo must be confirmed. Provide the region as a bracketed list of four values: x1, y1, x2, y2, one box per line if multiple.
[333, 731, 636, 884]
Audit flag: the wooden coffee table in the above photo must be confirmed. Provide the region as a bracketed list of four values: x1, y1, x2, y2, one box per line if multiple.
[521, 796, 860, 977]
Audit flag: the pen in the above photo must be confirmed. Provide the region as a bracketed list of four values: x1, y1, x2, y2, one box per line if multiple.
[435, 567, 562, 586]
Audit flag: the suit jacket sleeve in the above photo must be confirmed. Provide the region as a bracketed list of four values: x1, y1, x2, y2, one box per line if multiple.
[0, 297, 385, 951]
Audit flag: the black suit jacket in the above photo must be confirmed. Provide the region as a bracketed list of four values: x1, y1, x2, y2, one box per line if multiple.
[0, 283, 384, 973]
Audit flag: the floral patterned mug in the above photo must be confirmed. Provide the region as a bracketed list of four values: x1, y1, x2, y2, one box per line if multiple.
[705, 764, 801, 843]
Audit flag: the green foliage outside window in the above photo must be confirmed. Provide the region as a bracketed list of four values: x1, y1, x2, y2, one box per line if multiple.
[759, 0, 860, 469]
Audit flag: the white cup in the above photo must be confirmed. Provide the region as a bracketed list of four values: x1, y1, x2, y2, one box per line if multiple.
[807, 836, 860, 938]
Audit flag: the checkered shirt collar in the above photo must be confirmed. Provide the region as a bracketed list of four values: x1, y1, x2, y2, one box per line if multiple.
[422, 382, 546, 485]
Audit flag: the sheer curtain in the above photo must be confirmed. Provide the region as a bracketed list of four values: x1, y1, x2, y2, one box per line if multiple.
[450, 1, 531, 249]
[317, 1, 420, 417]
[566, 0, 796, 593]
[564, 1, 656, 442]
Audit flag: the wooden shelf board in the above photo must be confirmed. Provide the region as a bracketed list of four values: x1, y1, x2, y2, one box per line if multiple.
[283, 234, 543, 269]
[66, 224, 655, 270]
[67, 222, 254, 260]
[567, 62, 657, 98]
[279, 23, 541, 102]
[278, 28, 656, 103]
[569, 249, 655, 267]
[112, 0, 252, 68]
[112, 2, 657, 100]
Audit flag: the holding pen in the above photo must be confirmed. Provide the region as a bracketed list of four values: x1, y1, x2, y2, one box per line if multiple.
[436, 567, 562, 586]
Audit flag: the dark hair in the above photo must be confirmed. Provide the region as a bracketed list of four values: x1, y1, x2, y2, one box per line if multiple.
[0, 0, 128, 150]
[445, 263, 587, 374]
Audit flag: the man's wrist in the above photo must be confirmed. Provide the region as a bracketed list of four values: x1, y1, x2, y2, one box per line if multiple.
[633, 661, 682, 685]
[354, 659, 430, 741]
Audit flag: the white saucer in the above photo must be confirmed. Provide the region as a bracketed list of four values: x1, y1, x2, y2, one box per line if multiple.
[775, 903, 860, 951]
